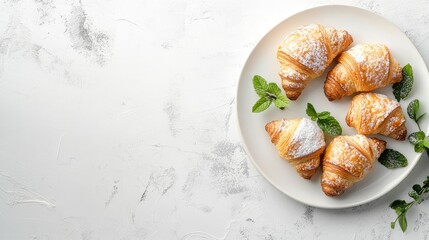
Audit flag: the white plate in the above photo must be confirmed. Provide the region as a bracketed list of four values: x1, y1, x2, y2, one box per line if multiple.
[236, 5, 429, 209]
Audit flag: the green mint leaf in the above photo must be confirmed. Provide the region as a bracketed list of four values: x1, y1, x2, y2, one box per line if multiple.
[306, 103, 317, 120]
[306, 103, 342, 135]
[252, 97, 271, 113]
[408, 190, 420, 201]
[317, 116, 342, 136]
[393, 64, 413, 102]
[251, 75, 291, 113]
[274, 94, 289, 109]
[267, 82, 281, 96]
[252, 75, 268, 97]
[415, 142, 425, 153]
[317, 111, 331, 120]
[378, 149, 408, 169]
[412, 184, 422, 193]
[408, 131, 425, 144]
[401, 64, 414, 99]
[393, 83, 402, 102]
[391, 222, 396, 229]
[408, 190, 423, 204]
[390, 200, 407, 209]
[398, 213, 408, 232]
[407, 99, 420, 120]
[417, 113, 426, 123]
[423, 136, 429, 148]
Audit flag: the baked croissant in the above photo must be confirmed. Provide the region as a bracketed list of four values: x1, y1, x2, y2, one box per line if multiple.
[322, 135, 386, 196]
[346, 93, 407, 140]
[277, 24, 353, 100]
[324, 44, 402, 101]
[265, 118, 326, 179]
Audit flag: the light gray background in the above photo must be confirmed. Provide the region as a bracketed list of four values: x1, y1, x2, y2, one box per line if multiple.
[0, 0, 428, 239]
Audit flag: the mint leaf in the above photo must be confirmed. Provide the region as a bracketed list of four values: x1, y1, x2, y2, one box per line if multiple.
[415, 142, 425, 153]
[317, 116, 342, 136]
[252, 97, 271, 113]
[407, 99, 420, 120]
[390, 200, 407, 210]
[306, 103, 317, 120]
[317, 111, 330, 119]
[408, 131, 425, 144]
[267, 82, 281, 96]
[307, 103, 342, 135]
[408, 190, 423, 203]
[412, 184, 422, 193]
[407, 99, 426, 131]
[253, 75, 268, 97]
[393, 64, 413, 102]
[398, 213, 408, 232]
[251, 75, 291, 113]
[274, 94, 289, 109]
[378, 149, 408, 169]
[423, 136, 429, 148]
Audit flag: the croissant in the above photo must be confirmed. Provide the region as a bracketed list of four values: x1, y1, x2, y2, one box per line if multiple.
[346, 93, 407, 140]
[265, 118, 326, 179]
[277, 24, 353, 100]
[324, 44, 402, 101]
[322, 135, 386, 196]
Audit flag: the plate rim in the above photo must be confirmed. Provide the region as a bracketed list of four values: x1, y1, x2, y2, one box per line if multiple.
[235, 4, 427, 209]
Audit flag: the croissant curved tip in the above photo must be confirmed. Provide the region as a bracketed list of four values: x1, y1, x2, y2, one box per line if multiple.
[388, 124, 407, 141]
[264, 121, 276, 134]
[298, 169, 317, 180]
[324, 73, 343, 101]
[321, 184, 344, 197]
[285, 91, 301, 101]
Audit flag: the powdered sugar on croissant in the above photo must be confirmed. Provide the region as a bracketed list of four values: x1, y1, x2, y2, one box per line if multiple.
[346, 93, 407, 140]
[324, 44, 402, 101]
[277, 24, 353, 100]
[322, 135, 386, 196]
[265, 118, 326, 179]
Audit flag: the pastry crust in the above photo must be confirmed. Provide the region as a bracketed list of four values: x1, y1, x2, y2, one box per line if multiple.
[346, 93, 407, 140]
[265, 118, 326, 179]
[277, 24, 353, 100]
[324, 44, 402, 101]
[321, 135, 386, 196]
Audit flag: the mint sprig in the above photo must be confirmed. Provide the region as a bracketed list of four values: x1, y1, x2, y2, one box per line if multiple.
[251, 75, 290, 113]
[390, 98, 429, 232]
[378, 149, 408, 169]
[305, 103, 342, 136]
[393, 64, 414, 102]
[390, 176, 429, 232]
[406, 99, 428, 156]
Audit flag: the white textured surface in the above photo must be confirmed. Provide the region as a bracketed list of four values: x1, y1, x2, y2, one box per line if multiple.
[0, 0, 428, 239]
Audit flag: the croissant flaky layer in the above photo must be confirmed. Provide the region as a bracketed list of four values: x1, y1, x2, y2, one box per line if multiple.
[265, 118, 326, 179]
[324, 44, 402, 101]
[321, 135, 386, 196]
[346, 93, 407, 140]
[277, 24, 353, 100]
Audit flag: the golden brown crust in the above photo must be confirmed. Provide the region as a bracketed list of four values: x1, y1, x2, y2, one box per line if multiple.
[277, 24, 353, 100]
[321, 135, 386, 196]
[265, 118, 326, 179]
[324, 44, 402, 101]
[346, 93, 407, 140]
